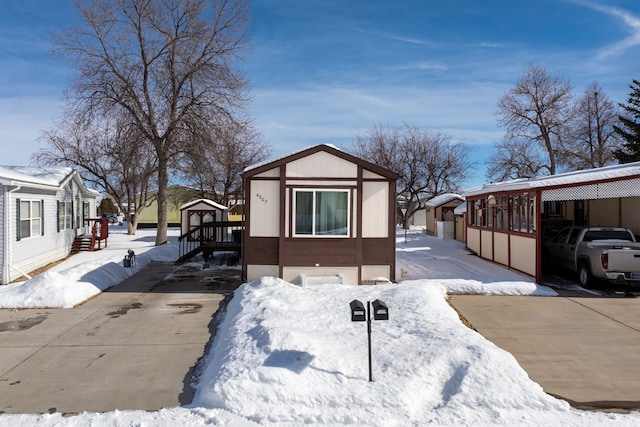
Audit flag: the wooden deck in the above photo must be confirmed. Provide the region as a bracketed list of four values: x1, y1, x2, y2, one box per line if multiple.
[176, 221, 243, 265]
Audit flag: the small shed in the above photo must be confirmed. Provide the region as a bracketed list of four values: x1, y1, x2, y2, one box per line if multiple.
[179, 199, 229, 237]
[425, 193, 465, 239]
[242, 144, 399, 285]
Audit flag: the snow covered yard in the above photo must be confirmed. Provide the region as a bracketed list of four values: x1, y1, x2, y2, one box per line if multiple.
[1, 227, 640, 425]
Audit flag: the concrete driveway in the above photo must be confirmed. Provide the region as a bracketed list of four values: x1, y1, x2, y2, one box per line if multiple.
[450, 293, 640, 411]
[0, 261, 241, 415]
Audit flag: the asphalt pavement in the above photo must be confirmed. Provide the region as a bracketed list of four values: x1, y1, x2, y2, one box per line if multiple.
[0, 261, 241, 415]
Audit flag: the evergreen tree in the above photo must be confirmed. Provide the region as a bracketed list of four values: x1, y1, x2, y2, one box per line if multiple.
[613, 79, 640, 163]
[98, 198, 118, 216]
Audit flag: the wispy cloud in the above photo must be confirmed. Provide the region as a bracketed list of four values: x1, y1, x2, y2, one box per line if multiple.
[475, 42, 506, 48]
[387, 62, 448, 72]
[570, 0, 640, 59]
[355, 28, 438, 47]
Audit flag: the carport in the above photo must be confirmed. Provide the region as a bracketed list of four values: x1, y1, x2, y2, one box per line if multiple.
[462, 162, 640, 283]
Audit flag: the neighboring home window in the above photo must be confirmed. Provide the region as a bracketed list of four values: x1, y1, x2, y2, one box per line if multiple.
[19, 200, 43, 239]
[83, 202, 90, 220]
[58, 201, 73, 231]
[294, 189, 349, 237]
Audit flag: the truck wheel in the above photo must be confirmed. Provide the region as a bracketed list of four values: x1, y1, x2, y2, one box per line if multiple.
[578, 263, 594, 288]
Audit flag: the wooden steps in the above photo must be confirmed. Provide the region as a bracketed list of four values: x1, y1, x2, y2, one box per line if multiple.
[71, 235, 95, 254]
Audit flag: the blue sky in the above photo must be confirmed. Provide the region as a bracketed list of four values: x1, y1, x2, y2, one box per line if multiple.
[1, 0, 640, 188]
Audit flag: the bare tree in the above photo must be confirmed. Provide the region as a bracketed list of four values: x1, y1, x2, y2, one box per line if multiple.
[352, 124, 472, 228]
[51, 0, 251, 245]
[495, 65, 574, 177]
[563, 83, 621, 170]
[35, 115, 157, 234]
[486, 138, 548, 182]
[179, 118, 270, 206]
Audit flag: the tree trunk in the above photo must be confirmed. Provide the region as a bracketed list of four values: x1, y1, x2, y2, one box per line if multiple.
[155, 155, 169, 245]
[127, 220, 137, 235]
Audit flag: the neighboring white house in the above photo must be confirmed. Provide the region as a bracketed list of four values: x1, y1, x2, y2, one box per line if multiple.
[1, 166, 99, 285]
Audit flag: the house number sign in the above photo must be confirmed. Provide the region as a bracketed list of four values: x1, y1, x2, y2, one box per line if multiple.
[256, 193, 268, 204]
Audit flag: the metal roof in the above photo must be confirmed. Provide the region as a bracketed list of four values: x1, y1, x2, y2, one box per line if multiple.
[462, 162, 640, 200]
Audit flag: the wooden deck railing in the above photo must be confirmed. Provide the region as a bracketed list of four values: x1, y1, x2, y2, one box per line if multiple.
[176, 221, 244, 264]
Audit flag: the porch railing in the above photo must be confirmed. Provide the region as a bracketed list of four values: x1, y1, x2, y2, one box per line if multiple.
[176, 221, 244, 264]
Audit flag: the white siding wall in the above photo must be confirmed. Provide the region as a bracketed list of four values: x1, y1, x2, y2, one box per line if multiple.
[10, 191, 70, 282]
[362, 181, 388, 238]
[411, 208, 426, 227]
[287, 152, 358, 178]
[362, 170, 383, 179]
[249, 180, 280, 237]
[284, 189, 290, 238]
[3, 179, 97, 284]
[255, 167, 280, 178]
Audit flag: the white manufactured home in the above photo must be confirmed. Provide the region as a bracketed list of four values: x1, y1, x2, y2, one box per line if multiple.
[0, 166, 98, 284]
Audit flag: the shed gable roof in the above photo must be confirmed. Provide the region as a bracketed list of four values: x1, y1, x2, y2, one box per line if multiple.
[425, 193, 464, 208]
[180, 198, 228, 211]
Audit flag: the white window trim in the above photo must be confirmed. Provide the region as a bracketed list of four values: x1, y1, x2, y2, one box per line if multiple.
[59, 200, 74, 231]
[19, 199, 43, 239]
[292, 188, 351, 238]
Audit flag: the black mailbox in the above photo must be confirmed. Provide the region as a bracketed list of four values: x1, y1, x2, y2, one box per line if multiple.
[372, 299, 388, 320]
[350, 299, 366, 321]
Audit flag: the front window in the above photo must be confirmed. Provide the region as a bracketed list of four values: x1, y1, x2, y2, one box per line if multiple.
[58, 201, 73, 231]
[20, 200, 42, 239]
[294, 189, 349, 237]
[83, 202, 90, 220]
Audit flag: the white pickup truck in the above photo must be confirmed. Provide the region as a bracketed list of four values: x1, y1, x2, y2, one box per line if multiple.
[543, 226, 640, 288]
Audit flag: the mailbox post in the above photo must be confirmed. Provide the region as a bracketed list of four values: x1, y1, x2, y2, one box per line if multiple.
[350, 298, 389, 381]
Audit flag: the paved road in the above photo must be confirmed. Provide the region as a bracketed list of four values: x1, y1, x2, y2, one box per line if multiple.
[0, 261, 241, 415]
[450, 293, 640, 411]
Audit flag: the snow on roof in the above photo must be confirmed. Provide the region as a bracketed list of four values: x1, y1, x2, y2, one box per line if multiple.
[454, 202, 467, 215]
[179, 198, 228, 211]
[425, 193, 464, 207]
[462, 161, 640, 197]
[0, 165, 74, 187]
[243, 143, 341, 173]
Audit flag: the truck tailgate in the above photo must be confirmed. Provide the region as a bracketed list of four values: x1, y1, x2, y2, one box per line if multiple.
[606, 248, 640, 276]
